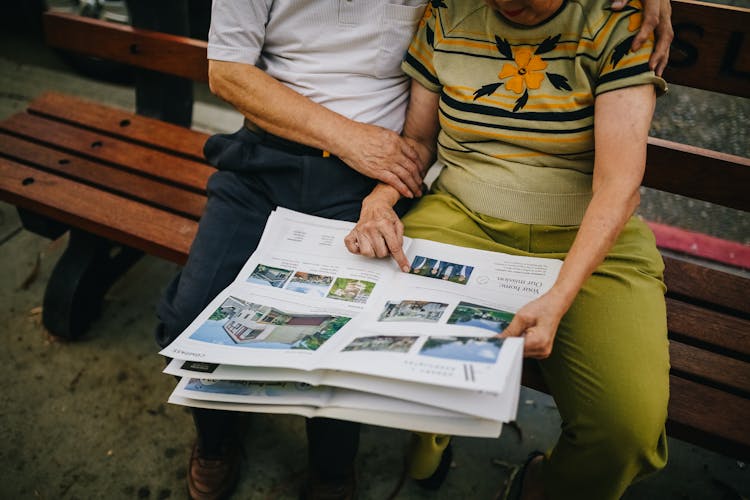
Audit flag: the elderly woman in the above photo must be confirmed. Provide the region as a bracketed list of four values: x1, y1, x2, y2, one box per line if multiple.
[345, 0, 670, 498]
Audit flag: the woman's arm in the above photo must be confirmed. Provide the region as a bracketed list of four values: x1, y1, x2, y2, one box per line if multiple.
[501, 84, 656, 359]
[344, 80, 441, 270]
[208, 60, 424, 198]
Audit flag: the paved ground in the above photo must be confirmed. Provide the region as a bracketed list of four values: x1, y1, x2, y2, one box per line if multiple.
[1, 23, 749, 500]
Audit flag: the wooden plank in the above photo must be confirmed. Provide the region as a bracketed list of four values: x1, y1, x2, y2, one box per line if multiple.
[669, 340, 750, 396]
[0, 132, 206, 220]
[0, 158, 194, 264]
[663, 255, 750, 316]
[666, 0, 750, 98]
[0, 112, 214, 193]
[27, 92, 210, 162]
[666, 298, 750, 357]
[42, 12, 208, 82]
[667, 376, 750, 460]
[644, 137, 750, 212]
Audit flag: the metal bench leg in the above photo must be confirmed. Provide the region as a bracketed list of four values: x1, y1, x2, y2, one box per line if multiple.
[42, 229, 143, 339]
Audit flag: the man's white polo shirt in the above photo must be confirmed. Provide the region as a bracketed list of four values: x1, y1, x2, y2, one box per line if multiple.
[208, 0, 428, 133]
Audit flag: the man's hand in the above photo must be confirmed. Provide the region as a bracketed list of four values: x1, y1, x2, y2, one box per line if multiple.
[344, 188, 410, 272]
[611, 0, 673, 76]
[337, 122, 424, 199]
[499, 290, 569, 359]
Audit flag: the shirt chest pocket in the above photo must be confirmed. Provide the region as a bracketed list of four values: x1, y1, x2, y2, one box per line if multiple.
[376, 3, 427, 78]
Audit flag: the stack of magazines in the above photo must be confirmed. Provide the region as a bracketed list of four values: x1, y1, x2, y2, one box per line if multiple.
[161, 208, 562, 438]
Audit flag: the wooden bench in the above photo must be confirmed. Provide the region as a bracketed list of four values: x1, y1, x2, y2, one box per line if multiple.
[0, 2, 748, 462]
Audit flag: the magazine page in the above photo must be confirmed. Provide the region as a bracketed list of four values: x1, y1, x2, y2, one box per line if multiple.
[168, 383, 504, 438]
[159, 208, 405, 369]
[315, 238, 562, 392]
[164, 352, 523, 422]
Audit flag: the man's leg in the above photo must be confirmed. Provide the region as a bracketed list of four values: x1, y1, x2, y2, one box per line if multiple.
[157, 169, 275, 499]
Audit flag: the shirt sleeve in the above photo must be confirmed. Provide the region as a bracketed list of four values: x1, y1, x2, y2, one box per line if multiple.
[594, 3, 667, 96]
[207, 0, 273, 65]
[401, 4, 442, 92]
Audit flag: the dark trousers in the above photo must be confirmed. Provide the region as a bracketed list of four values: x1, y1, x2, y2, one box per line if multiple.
[157, 127, 411, 478]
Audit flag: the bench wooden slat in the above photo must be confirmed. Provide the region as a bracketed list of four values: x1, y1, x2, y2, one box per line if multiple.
[665, 0, 750, 98]
[0, 112, 214, 193]
[42, 12, 208, 82]
[0, 158, 195, 264]
[27, 92, 210, 162]
[0, 132, 206, 220]
[662, 254, 750, 316]
[670, 341, 750, 396]
[644, 137, 750, 211]
[667, 298, 750, 358]
[667, 376, 750, 460]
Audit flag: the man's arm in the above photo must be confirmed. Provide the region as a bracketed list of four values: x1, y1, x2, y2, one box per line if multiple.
[612, 0, 673, 76]
[208, 60, 424, 198]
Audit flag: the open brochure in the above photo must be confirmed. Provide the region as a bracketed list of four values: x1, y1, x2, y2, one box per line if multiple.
[161, 208, 562, 392]
[161, 208, 562, 433]
[168, 378, 503, 437]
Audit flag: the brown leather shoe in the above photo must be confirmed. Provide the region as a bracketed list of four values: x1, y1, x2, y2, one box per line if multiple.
[187, 441, 240, 500]
[300, 468, 357, 500]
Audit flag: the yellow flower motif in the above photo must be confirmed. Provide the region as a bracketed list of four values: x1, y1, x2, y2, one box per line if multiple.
[498, 47, 548, 94]
[628, 0, 643, 32]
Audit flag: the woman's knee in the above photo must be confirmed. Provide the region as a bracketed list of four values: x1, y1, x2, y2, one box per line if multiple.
[582, 391, 668, 472]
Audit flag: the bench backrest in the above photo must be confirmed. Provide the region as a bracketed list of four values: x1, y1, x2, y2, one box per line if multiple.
[42, 3, 750, 210]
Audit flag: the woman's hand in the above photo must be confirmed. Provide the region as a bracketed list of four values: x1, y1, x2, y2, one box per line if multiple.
[344, 186, 411, 272]
[499, 289, 570, 359]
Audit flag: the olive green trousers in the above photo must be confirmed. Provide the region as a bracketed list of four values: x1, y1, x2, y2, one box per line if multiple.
[402, 190, 669, 500]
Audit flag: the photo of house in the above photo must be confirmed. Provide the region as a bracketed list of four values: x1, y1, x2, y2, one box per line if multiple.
[246, 264, 293, 288]
[447, 302, 514, 333]
[342, 335, 417, 353]
[327, 278, 376, 303]
[378, 300, 448, 323]
[408, 256, 474, 284]
[419, 336, 504, 364]
[190, 296, 351, 350]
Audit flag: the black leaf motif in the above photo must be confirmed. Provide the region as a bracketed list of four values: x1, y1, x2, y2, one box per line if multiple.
[431, 0, 447, 7]
[495, 36, 513, 59]
[605, 4, 638, 12]
[513, 89, 529, 112]
[535, 34, 561, 55]
[473, 82, 503, 100]
[610, 34, 636, 68]
[547, 72, 572, 91]
[426, 25, 434, 46]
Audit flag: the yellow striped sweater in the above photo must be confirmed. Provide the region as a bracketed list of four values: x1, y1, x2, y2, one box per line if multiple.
[402, 0, 666, 225]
